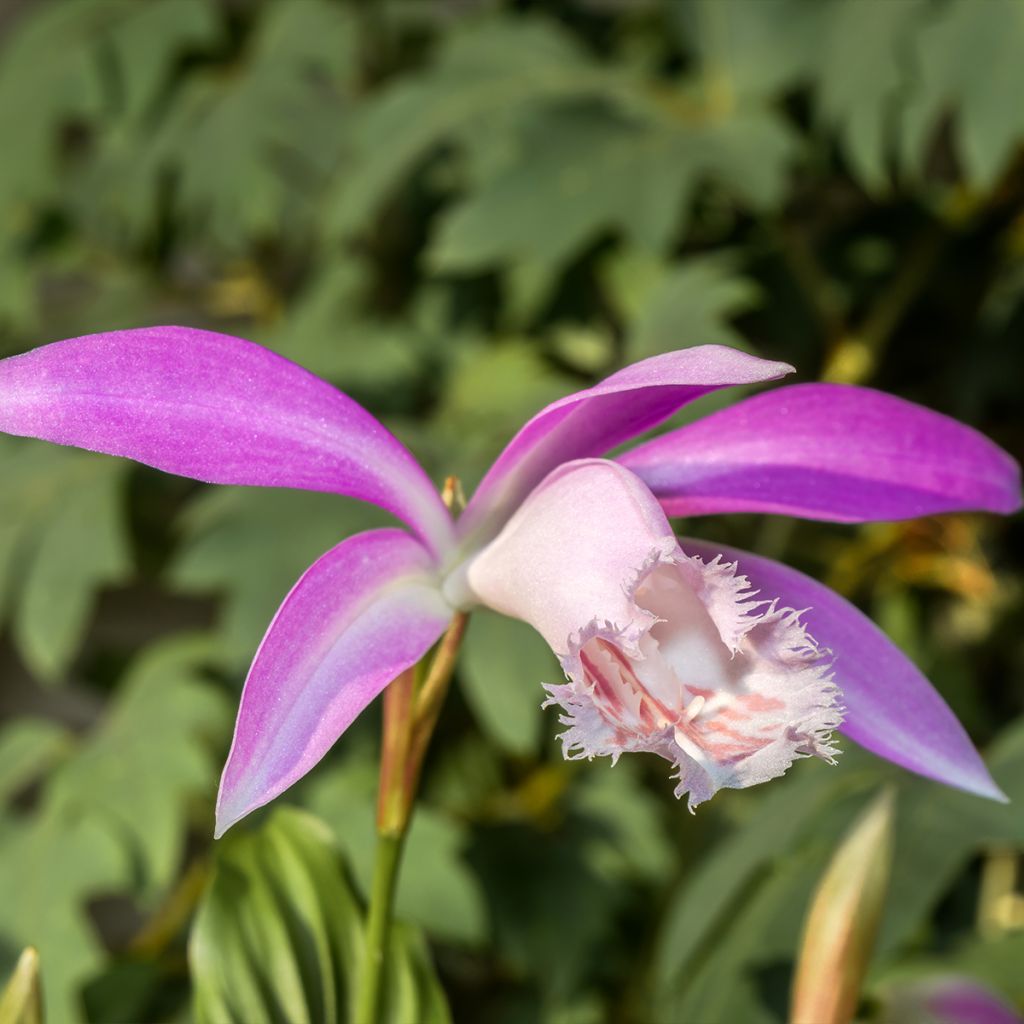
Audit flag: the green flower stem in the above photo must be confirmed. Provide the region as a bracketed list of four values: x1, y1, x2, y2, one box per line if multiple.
[355, 830, 404, 1024]
[355, 612, 469, 1023]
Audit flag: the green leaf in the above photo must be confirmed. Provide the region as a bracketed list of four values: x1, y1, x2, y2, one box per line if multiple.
[426, 95, 794, 311]
[0, 440, 131, 682]
[306, 761, 487, 947]
[104, 0, 221, 123]
[190, 806, 451, 1024]
[878, 717, 1024, 954]
[0, 0, 121, 208]
[468, 819, 624, 999]
[680, 0, 822, 101]
[652, 752, 883, 1006]
[812, 0, 926, 191]
[459, 609, 552, 756]
[428, 106, 692, 277]
[261, 257, 426, 391]
[0, 807, 126, 1024]
[328, 16, 610, 238]
[602, 249, 760, 360]
[665, 845, 823, 1024]
[0, 719, 72, 804]
[901, 0, 1024, 188]
[92, 0, 357, 248]
[170, 487, 388, 668]
[0, 641, 223, 1020]
[0, 228, 38, 333]
[570, 760, 675, 884]
[382, 922, 452, 1024]
[48, 635, 230, 893]
[191, 807, 363, 1024]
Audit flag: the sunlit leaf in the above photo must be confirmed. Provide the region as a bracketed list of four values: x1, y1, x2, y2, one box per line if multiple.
[602, 249, 760, 360]
[48, 636, 230, 893]
[92, 0, 357, 248]
[812, 0, 926, 190]
[0, 719, 72, 804]
[190, 806, 450, 1024]
[328, 17, 610, 238]
[901, 0, 1024, 188]
[0, 440, 131, 682]
[0, 948, 43, 1024]
[0, 808, 126, 1024]
[654, 758, 858, 997]
[191, 807, 363, 1024]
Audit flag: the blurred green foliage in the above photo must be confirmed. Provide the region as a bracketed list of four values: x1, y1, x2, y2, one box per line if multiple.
[0, 0, 1022, 1021]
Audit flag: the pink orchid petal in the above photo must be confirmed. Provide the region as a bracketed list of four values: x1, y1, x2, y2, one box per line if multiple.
[680, 537, 1006, 802]
[216, 528, 452, 836]
[457, 346, 793, 547]
[620, 383, 1022, 522]
[0, 327, 454, 554]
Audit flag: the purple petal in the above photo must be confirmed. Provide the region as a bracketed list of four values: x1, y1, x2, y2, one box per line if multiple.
[215, 528, 452, 836]
[621, 383, 1022, 522]
[458, 346, 792, 546]
[679, 537, 1006, 802]
[885, 976, 1023, 1024]
[0, 327, 454, 554]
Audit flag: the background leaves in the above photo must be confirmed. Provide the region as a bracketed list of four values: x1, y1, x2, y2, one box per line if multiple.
[0, 0, 1021, 1021]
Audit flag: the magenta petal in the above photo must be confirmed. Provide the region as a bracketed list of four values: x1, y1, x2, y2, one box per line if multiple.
[885, 977, 1023, 1024]
[0, 327, 454, 554]
[215, 528, 452, 836]
[458, 346, 793, 545]
[621, 383, 1022, 522]
[680, 537, 1006, 802]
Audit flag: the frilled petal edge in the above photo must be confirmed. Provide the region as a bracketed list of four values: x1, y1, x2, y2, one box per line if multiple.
[680, 537, 1006, 802]
[215, 528, 453, 837]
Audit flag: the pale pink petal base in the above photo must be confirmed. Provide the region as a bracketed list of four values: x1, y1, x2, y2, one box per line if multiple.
[216, 529, 452, 836]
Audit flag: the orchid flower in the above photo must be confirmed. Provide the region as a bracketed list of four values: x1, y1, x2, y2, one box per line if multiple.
[0, 327, 1019, 837]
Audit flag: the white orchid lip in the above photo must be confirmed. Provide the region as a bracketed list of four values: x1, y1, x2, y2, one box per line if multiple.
[462, 458, 843, 806]
[547, 548, 843, 809]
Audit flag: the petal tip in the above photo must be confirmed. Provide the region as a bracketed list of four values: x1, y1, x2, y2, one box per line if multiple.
[213, 775, 269, 839]
[213, 794, 247, 840]
[954, 770, 1009, 805]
